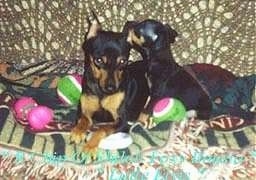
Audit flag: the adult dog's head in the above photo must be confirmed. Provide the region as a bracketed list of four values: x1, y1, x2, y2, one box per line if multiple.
[82, 13, 131, 94]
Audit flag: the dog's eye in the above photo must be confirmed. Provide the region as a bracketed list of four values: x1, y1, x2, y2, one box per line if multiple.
[119, 59, 128, 67]
[120, 59, 126, 65]
[94, 58, 104, 66]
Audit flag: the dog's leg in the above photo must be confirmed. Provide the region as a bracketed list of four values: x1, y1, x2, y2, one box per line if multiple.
[70, 116, 91, 144]
[83, 125, 115, 160]
[138, 112, 153, 128]
[70, 94, 100, 144]
[83, 92, 125, 158]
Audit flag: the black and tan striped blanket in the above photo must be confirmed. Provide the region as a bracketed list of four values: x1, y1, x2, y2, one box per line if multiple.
[0, 60, 255, 165]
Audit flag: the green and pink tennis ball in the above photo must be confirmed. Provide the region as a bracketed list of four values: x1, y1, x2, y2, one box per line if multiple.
[152, 97, 186, 124]
[57, 74, 83, 106]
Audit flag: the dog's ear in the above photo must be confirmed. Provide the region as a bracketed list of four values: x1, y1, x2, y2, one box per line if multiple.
[85, 11, 101, 40]
[164, 24, 178, 44]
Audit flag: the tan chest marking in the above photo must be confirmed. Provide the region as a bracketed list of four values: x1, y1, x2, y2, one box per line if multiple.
[80, 95, 100, 125]
[101, 92, 125, 121]
[81, 92, 125, 122]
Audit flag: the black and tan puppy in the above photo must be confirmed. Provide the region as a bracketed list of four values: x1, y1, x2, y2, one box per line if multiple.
[70, 15, 149, 158]
[124, 20, 212, 124]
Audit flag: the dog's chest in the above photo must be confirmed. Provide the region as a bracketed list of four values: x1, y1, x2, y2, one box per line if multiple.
[80, 92, 125, 123]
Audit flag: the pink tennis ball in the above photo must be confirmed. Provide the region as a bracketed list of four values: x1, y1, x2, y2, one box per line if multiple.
[152, 97, 186, 124]
[14, 97, 38, 120]
[27, 106, 53, 130]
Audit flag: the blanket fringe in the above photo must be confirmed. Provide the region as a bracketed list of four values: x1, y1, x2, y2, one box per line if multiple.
[0, 118, 255, 179]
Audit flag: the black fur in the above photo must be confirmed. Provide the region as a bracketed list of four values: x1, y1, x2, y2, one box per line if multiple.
[81, 25, 149, 132]
[125, 19, 212, 119]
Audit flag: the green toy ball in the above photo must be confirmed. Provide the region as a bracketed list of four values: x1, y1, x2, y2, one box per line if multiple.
[57, 74, 82, 106]
[152, 97, 186, 124]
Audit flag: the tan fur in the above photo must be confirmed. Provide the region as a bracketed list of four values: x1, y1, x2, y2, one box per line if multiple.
[70, 116, 90, 144]
[101, 91, 125, 120]
[91, 63, 108, 88]
[80, 95, 100, 121]
[138, 112, 150, 126]
[71, 92, 125, 153]
[90, 57, 101, 79]
[83, 126, 115, 160]
[115, 57, 126, 87]
[99, 69, 108, 89]
[89, 55, 108, 89]
[127, 29, 145, 46]
[102, 56, 108, 64]
[70, 94, 101, 144]
[114, 70, 123, 87]
[86, 19, 101, 39]
[79, 92, 125, 123]
[89, 55, 127, 90]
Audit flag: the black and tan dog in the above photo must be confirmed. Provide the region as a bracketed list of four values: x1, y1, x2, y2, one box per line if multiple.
[70, 15, 149, 158]
[124, 20, 212, 124]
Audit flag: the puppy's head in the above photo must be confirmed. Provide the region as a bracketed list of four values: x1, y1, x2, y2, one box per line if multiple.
[82, 14, 131, 94]
[124, 19, 178, 60]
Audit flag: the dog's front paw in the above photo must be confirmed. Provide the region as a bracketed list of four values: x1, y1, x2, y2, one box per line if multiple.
[83, 141, 98, 160]
[138, 112, 156, 129]
[70, 127, 86, 144]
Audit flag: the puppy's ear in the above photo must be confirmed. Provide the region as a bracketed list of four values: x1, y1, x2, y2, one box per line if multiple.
[165, 24, 178, 44]
[85, 11, 101, 40]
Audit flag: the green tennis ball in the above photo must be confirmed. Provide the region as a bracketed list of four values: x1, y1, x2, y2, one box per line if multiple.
[152, 97, 186, 124]
[57, 74, 82, 106]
